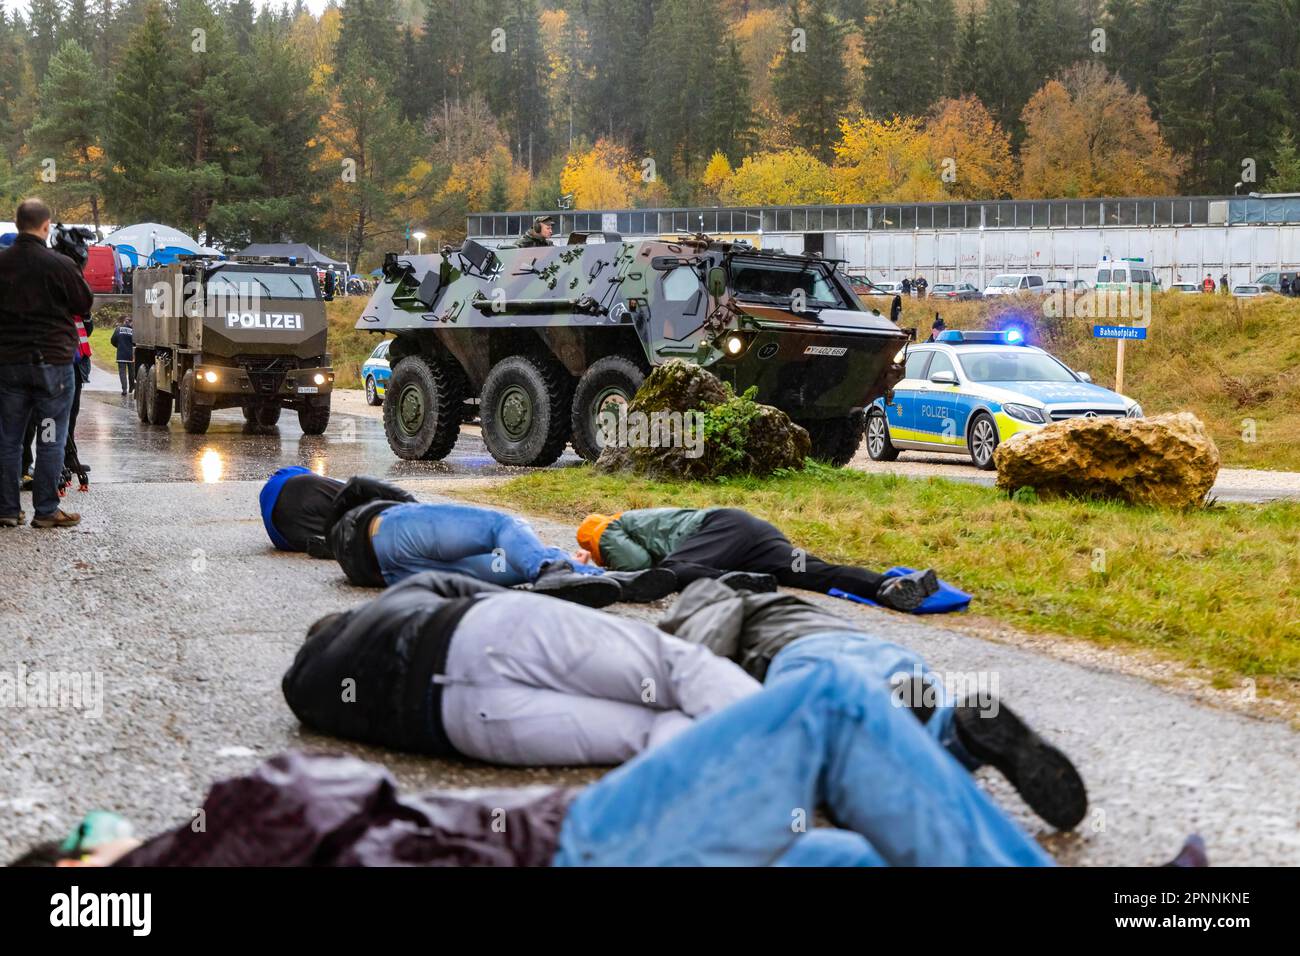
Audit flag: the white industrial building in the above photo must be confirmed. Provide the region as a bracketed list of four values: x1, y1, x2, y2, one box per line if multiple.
[468, 194, 1300, 289]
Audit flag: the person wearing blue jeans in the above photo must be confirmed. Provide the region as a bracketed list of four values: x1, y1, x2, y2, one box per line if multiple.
[553, 656, 1054, 866]
[0, 362, 76, 526]
[325, 487, 676, 606]
[658, 577, 1088, 830]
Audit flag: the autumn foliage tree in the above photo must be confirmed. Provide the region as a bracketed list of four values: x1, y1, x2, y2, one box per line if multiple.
[924, 95, 1015, 200]
[1019, 63, 1184, 198]
[560, 139, 646, 209]
[832, 116, 938, 202]
[719, 148, 835, 205]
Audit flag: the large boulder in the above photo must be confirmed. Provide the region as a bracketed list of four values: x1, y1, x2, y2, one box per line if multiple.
[993, 412, 1220, 508]
[595, 360, 810, 480]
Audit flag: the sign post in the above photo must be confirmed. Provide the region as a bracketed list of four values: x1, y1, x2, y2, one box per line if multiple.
[1092, 324, 1147, 394]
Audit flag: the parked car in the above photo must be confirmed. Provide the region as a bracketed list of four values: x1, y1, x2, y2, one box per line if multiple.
[1168, 282, 1202, 293]
[1044, 279, 1089, 293]
[849, 277, 901, 299]
[982, 274, 1046, 297]
[1232, 284, 1269, 298]
[83, 244, 123, 293]
[1095, 257, 1159, 292]
[930, 282, 983, 301]
[866, 329, 1141, 471]
[361, 339, 392, 406]
[1254, 271, 1297, 293]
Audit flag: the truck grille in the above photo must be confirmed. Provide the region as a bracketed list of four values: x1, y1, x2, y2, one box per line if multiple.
[1048, 408, 1128, 421]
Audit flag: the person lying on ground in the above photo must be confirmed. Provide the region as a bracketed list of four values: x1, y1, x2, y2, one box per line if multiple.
[20, 673, 1207, 866]
[326, 487, 674, 607]
[280, 570, 761, 766]
[576, 506, 940, 611]
[260, 467, 411, 557]
[659, 577, 1086, 830]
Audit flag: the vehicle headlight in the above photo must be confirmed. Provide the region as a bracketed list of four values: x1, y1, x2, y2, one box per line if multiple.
[1003, 402, 1047, 424]
[723, 334, 746, 355]
[1127, 403, 1143, 418]
[893, 348, 906, 364]
[313, 373, 326, 385]
[203, 370, 218, 384]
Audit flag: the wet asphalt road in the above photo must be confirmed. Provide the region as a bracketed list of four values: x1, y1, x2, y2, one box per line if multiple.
[1, 368, 1297, 866]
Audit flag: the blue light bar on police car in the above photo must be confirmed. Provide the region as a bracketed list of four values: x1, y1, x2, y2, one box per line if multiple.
[935, 329, 1027, 345]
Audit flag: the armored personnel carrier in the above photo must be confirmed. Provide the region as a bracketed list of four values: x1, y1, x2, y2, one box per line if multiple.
[358, 233, 908, 466]
[132, 259, 333, 435]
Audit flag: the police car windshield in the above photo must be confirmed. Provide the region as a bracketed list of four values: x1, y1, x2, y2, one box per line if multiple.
[731, 260, 848, 308]
[207, 269, 316, 299]
[958, 350, 1078, 383]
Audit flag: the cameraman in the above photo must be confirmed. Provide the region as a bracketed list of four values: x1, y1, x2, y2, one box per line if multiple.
[0, 199, 92, 529]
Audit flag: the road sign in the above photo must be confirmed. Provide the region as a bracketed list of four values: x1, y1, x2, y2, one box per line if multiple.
[1093, 325, 1148, 340]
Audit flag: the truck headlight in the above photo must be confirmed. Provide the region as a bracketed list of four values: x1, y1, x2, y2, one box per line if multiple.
[203, 370, 218, 384]
[1003, 402, 1047, 424]
[313, 373, 326, 385]
[1127, 403, 1143, 418]
[724, 334, 745, 355]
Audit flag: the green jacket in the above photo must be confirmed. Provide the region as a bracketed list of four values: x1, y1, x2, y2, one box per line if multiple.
[500, 230, 551, 249]
[599, 507, 714, 570]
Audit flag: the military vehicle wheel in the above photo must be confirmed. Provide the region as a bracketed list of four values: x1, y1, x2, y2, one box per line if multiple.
[968, 411, 999, 471]
[365, 376, 382, 406]
[801, 410, 866, 467]
[865, 407, 899, 462]
[298, 400, 330, 436]
[243, 404, 281, 428]
[135, 363, 151, 423]
[570, 356, 645, 462]
[178, 370, 211, 434]
[384, 355, 465, 461]
[480, 354, 572, 467]
[145, 365, 173, 426]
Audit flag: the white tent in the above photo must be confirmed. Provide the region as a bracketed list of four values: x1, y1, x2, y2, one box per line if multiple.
[102, 222, 203, 256]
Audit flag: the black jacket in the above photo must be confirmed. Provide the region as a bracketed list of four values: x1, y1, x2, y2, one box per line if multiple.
[117, 751, 576, 866]
[324, 476, 417, 584]
[0, 233, 94, 365]
[109, 324, 134, 362]
[281, 572, 506, 757]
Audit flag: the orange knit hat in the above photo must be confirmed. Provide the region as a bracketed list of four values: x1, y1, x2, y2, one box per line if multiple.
[576, 512, 620, 566]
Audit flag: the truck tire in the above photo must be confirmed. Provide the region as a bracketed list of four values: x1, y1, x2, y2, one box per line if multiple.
[135, 363, 151, 423]
[298, 400, 331, 435]
[865, 406, 900, 461]
[801, 410, 866, 467]
[384, 355, 465, 461]
[145, 365, 173, 426]
[178, 370, 211, 434]
[480, 354, 572, 467]
[570, 355, 645, 462]
[243, 404, 281, 429]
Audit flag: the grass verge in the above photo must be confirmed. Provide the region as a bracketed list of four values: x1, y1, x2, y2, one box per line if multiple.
[473, 463, 1300, 697]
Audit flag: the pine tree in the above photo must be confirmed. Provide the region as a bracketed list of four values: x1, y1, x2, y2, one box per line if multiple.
[28, 0, 64, 81]
[335, 0, 403, 83]
[1264, 129, 1300, 191]
[772, 0, 849, 161]
[226, 0, 256, 56]
[28, 40, 108, 230]
[575, 0, 657, 150]
[862, 0, 956, 118]
[482, 0, 551, 171]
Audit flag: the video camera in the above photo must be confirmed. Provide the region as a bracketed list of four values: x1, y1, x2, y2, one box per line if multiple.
[51, 222, 96, 269]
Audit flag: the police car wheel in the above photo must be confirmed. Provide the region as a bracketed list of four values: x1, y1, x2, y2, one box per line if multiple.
[365, 376, 381, 406]
[480, 354, 573, 467]
[866, 408, 899, 462]
[968, 412, 999, 470]
[178, 370, 211, 434]
[570, 355, 645, 462]
[383, 355, 465, 461]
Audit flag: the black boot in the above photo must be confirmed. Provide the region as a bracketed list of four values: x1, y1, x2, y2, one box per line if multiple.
[874, 569, 939, 611]
[716, 570, 778, 593]
[522, 562, 621, 608]
[602, 567, 678, 602]
[954, 700, 1088, 831]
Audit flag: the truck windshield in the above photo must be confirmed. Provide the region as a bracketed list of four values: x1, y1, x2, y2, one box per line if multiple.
[207, 269, 318, 300]
[730, 259, 848, 308]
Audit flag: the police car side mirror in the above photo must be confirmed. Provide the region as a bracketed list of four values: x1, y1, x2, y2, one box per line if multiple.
[929, 370, 958, 385]
[1076, 371, 1093, 383]
[706, 267, 727, 298]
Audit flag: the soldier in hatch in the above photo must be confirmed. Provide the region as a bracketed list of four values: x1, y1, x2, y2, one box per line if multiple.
[500, 215, 555, 249]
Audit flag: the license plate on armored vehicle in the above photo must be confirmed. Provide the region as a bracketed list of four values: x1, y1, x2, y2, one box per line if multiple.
[297, 386, 318, 394]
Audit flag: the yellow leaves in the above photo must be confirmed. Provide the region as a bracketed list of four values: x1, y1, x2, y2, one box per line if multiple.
[442, 144, 533, 212]
[560, 139, 643, 209]
[702, 151, 733, 189]
[832, 115, 939, 203]
[925, 95, 1016, 200]
[1020, 63, 1184, 199]
[719, 148, 835, 205]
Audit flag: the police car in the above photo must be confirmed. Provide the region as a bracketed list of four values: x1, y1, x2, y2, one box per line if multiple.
[361, 339, 392, 406]
[866, 329, 1143, 470]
